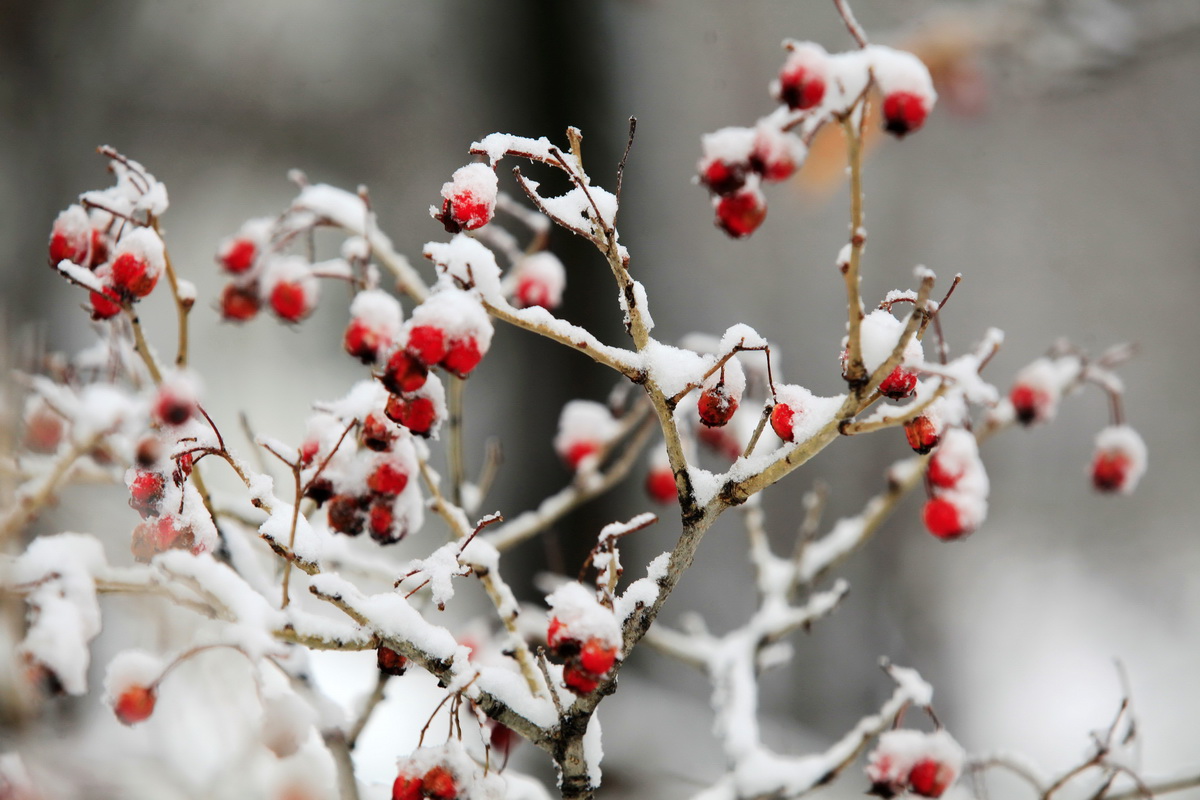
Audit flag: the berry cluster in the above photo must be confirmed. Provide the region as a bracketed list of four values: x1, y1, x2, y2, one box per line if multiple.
[921, 428, 989, 540]
[391, 743, 504, 800]
[865, 728, 965, 798]
[300, 395, 425, 545]
[698, 40, 936, 238]
[545, 582, 622, 695]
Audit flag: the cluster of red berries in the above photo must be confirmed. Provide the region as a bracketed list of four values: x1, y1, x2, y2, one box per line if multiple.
[216, 222, 319, 325]
[127, 432, 198, 562]
[392, 764, 460, 800]
[921, 428, 988, 540]
[866, 729, 964, 798]
[305, 415, 417, 545]
[699, 41, 936, 238]
[49, 207, 166, 321]
[546, 617, 620, 695]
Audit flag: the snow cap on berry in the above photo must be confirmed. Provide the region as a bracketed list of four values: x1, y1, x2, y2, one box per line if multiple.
[1091, 424, 1147, 494]
[770, 383, 815, 443]
[103, 650, 164, 725]
[857, 308, 924, 377]
[261, 255, 319, 323]
[868, 45, 938, 137]
[49, 205, 94, 265]
[698, 355, 746, 427]
[109, 227, 166, 299]
[1007, 356, 1076, 426]
[772, 40, 830, 111]
[867, 729, 964, 798]
[751, 124, 807, 182]
[346, 289, 404, 363]
[424, 233, 503, 300]
[510, 250, 566, 310]
[406, 287, 494, 362]
[260, 689, 316, 758]
[554, 400, 621, 470]
[437, 162, 498, 232]
[697, 126, 756, 195]
[546, 582, 621, 651]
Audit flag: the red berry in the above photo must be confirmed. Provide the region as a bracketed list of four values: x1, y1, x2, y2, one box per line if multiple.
[882, 91, 930, 138]
[90, 287, 123, 320]
[778, 66, 826, 111]
[304, 478, 334, 506]
[299, 438, 320, 468]
[270, 280, 312, 323]
[441, 336, 483, 378]
[219, 283, 260, 321]
[516, 275, 551, 309]
[770, 402, 796, 442]
[380, 349, 429, 395]
[909, 758, 955, 798]
[87, 229, 109, 267]
[645, 467, 677, 504]
[437, 163, 498, 233]
[129, 471, 166, 518]
[699, 158, 748, 196]
[367, 461, 409, 497]
[698, 424, 743, 461]
[384, 394, 437, 438]
[327, 494, 367, 537]
[1092, 451, 1131, 494]
[547, 616, 567, 651]
[927, 452, 963, 489]
[489, 722, 518, 758]
[153, 389, 194, 427]
[698, 385, 738, 428]
[23, 406, 65, 454]
[392, 774, 423, 800]
[563, 664, 601, 694]
[1010, 384, 1050, 426]
[110, 252, 157, 299]
[361, 412, 396, 452]
[131, 516, 195, 562]
[904, 415, 940, 454]
[367, 501, 398, 542]
[579, 639, 617, 676]
[879, 366, 918, 400]
[49, 230, 86, 265]
[714, 188, 767, 238]
[406, 325, 447, 366]
[344, 318, 388, 364]
[218, 238, 257, 274]
[113, 685, 157, 725]
[563, 441, 600, 471]
[922, 497, 967, 540]
[377, 646, 408, 676]
[422, 766, 458, 800]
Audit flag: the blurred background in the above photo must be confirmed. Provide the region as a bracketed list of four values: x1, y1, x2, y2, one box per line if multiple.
[2, 0, 1200, 797]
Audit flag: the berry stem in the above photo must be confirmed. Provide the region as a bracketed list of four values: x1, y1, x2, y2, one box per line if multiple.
[832, 0, 870, 48]
[841, 111, 869, 394]
[838, 381, 949, 437]
[448, 375, 466, 507]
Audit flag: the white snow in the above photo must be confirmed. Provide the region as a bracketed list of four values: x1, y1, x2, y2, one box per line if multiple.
[546, 582, 621, 649]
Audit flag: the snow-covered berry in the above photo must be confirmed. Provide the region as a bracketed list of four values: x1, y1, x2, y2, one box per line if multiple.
[1010, 383, 1053, 426]
[392, 774, 423, 800]
[263, 257, 318, 323]
[131, 515, 196, 562]
[714, 184, 768, 238]
[109, 228, 166, 300]
[367, 458, 409, 497]
[579, 638, 618, 676]
[104, 651, 163, 727]
[345, 289, 403, 365]
[909, 757, 958, 798]
[563, 664, 601, 695]
[697, 127, 756, 196]
[442, 336, 483, 378]
[380, 349, 429, 395]
[421, 766, 458, 800]
[554, 400, 620, 471]
[922, 496, 968, 540]
[882, 91, 931, 138]
[49, 206, 97, 267]
[697, 359, 745, 428]
[152, 380, 197, 427]
[1090, 425, 1147, 494]
[217, 237, 257, 274]
[750, 125, 806, 182]
[361, 412, 397, 452]
[436, 162, 498, 233]
[128, 470, 165, 518]
[406, 324, 448, 367]
[385, 394, 437, 438]
[773, 42, 829, 110]
[512, 251, 566, 310]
